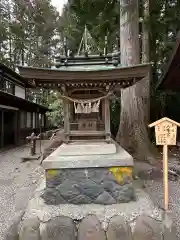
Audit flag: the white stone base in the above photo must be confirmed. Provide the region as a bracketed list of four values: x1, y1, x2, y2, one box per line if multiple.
[56, 142, 116, 156]
[42, 141, 133, 169]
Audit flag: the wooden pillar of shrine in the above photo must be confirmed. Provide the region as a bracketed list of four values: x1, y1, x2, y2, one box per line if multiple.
[63, 91, 70, 142]
[104, 97, 111, 142]
[102, 99, 105, 122]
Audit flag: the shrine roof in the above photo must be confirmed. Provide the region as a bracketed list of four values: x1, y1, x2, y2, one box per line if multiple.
[50, 64, 119, 71]
[157, 31, 180, 91]
[18, 62, 151, 89]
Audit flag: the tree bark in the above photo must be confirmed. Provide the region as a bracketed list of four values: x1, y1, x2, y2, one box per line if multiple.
[116, 0, 156, 163]
[141, 0, 150, 126]
[142, 0, 150, 63]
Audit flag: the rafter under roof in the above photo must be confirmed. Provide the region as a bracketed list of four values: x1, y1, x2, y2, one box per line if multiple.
[18, 63, 151, 89]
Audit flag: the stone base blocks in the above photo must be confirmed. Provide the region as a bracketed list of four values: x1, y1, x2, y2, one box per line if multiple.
[42, 142, 136, 205]
[4, 177, 176, 240]
[4, 142, 176, 239]
[5, 213, 176, 240]
[42, 167, 135, 205]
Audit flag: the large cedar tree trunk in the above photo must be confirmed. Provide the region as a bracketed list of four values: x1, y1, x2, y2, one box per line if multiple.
[116, 0, 156, 163]
[141, 0, 150, 127]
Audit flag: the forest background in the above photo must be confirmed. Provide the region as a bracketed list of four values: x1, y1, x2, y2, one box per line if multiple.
[0, 0, 179, 146]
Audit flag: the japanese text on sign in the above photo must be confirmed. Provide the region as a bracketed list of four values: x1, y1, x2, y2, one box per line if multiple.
[155, 121, 177, 145]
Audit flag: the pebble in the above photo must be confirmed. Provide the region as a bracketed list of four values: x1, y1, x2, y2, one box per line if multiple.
[0, 143, 47, 240]
[145, 176, 180, 239]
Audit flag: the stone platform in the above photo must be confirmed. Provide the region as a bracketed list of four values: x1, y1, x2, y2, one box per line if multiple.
[20, 179, 169, 239]
[6, 179, 175, 240]
[42, 141, 133, 169]
[25, 179, 163, 225]
[55, 142, 117, 156]
[42, 141, 135, 205]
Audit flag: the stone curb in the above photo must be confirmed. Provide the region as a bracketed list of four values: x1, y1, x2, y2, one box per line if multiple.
[5, 212, 176, 240]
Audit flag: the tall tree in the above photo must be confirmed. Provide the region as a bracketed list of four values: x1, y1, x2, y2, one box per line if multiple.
[141, 0, 150, 63]
[0, 0, 60, 68]
[58, 0, 120, 54]
[141, 0, 150, 126]
[0, 0, 13, 67]
[116, 0, 156, 163]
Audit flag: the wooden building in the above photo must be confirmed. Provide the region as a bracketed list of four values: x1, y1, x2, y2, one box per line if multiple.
[0, 63, 48, 148]
[18, 53, 151, 143]
[158, 32, 180, 90]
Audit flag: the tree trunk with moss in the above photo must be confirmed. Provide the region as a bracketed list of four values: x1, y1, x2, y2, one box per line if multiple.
[116, 0, 156, 163]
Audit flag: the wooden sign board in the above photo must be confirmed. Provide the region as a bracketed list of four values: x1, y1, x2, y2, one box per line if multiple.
[149, 118, 180, 212]
[149, 117, 180, 146]
[78, 119, 97, 131]
[148, 117, 180, 212]
[155, 121, 177, 145]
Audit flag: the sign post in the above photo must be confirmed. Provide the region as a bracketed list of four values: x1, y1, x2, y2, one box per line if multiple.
[149, 117, 180, 211]
[163, 144, 168, 211]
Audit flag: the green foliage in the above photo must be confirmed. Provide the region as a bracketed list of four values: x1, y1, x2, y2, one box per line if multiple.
[58, 0, 120, 53]
[1, 0, 180, 128]
[0, 0, 64, 127]
[60, 0, 180, 124]
[46, 98, 64, 128]
[0, 0, 60, 67]
[110, 100, 121, 137]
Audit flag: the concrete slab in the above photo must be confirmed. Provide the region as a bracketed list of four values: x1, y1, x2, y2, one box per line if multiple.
[52, 142, 116, 156]
[21, 154, 41, 162]
[42, 143, 133, 169]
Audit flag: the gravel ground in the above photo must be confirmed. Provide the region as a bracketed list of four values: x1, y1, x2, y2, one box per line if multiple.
[145, 177, 180, 239]
[0, 143, 179, 239]
[0, 142, 48, 240]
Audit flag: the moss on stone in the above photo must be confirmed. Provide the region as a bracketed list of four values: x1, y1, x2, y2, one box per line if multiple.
[46, 169, 58, 179]
[108, 167, 133, 184]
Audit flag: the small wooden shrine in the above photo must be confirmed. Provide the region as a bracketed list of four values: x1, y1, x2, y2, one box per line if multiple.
[18, 31, 151, 143]
[18, 30, 152, 205]
[19, 61, 150, 143]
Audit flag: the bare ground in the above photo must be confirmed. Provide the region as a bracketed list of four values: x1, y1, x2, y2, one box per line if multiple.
[136, 150, 180, 240]
[145, 179, 180, 239]
[1, 142, 180, 239]
[0, 142, 47, 240]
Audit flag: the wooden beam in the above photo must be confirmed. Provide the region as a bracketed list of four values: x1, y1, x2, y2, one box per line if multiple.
[70, 93, 104, 99]
[69, 131, 105, 136]
[104, 97, 111, 141]
[63, 90, 70, 142]
[101, 99, 105, 123]
[68, 87, 106, 95]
